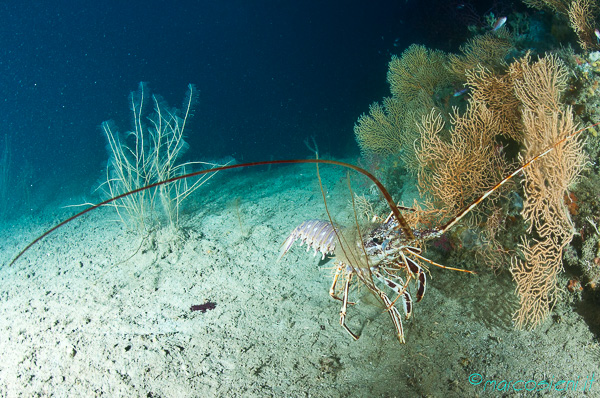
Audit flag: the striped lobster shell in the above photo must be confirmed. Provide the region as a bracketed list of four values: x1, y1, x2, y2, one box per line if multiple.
[278, 219, 338, 261]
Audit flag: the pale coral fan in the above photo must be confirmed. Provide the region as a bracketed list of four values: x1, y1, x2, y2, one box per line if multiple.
[354, 45, 447, 174]
[101, 83, 219, 231]
[465, 66, 523, 141]
[416, 101, 505, 215]
[414, 52, 586, 329]
[522, 0, 571, 14]
[448, 31, 514, 79]
[523, 0, 599, 51]
[354, 100, 405, 157]
[387, 44, 451, 101]
[568, 0, 599, 52]
[509, 55, 586, 329]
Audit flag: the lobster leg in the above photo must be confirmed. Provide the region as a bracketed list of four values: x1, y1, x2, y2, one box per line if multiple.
[330, 263, 355, 304]
[373, 267, 413, 319]
[401, 253, 427, 303]
[375, 287, 405, 344]
[339, 270, 359, 340]
[329, 264, 343, 301]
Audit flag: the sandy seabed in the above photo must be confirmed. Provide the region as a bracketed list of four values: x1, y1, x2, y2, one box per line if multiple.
[0, 162, 598, 397]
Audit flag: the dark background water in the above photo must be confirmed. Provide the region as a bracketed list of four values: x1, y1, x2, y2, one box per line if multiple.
[0, 0, 508, 209]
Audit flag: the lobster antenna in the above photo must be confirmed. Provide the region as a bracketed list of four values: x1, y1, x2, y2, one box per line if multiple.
[439, 121, 600, 235]
[8, 158, 412, 267]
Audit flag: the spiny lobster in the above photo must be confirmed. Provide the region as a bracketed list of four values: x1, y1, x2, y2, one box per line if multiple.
[276, 120, 597, 344]
[8, 123, 597, 344]
[276, 187, 473, 344]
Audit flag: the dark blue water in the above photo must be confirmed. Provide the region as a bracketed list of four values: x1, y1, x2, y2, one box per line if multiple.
[0, 0, 507, 214]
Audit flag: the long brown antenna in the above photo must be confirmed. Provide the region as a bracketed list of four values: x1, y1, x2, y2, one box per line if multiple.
[9, 158, 412, 267]
[439, 121, 599, 234]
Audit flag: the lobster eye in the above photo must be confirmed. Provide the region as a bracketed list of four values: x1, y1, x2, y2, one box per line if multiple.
[372, 237, 380, 244]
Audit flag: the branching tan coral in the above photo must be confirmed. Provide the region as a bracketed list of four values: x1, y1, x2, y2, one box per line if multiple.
[523, 0, 599, 51]
[401, 198, 451, 233]
[448, 32, 514, 79]
[354, 90, 435, 174]
[466, 66, 523, 141]
[511, 53, 568, 111]
[509, 55, 586, 329]
[416, 101, 506, 215]
[523, 0, 571, 14]
[355, 29, 585, 332]
[568, 0, 599, 52]
[354, 100, 404, 157]
[387, 44, 451, 101]
[355, 44, 455, 174]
